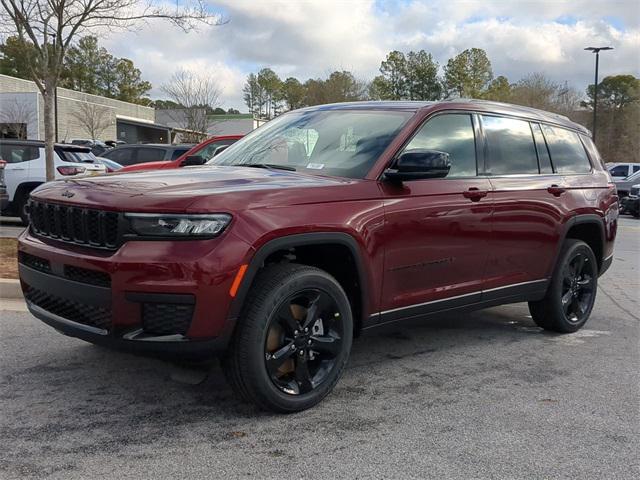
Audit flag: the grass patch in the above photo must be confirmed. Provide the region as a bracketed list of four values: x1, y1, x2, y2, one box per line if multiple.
[0, 238, 18, 279]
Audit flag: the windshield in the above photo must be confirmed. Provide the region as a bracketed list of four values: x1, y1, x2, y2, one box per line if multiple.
[210, 110, 413, 178]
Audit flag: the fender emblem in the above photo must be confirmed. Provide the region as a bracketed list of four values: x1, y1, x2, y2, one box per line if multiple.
[61, 190, 75, 198]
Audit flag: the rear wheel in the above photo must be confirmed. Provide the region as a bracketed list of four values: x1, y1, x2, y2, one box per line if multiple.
[224, 263, 353, 412]
[529, 239, 598, 333]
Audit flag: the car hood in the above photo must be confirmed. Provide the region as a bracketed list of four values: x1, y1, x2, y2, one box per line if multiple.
[31, 165, 358, 212]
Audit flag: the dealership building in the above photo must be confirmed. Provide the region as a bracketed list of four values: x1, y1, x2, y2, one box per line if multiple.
[0, 74, 171, 143]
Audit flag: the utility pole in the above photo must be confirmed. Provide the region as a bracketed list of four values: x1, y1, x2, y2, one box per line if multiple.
[584, 46, 613, 142]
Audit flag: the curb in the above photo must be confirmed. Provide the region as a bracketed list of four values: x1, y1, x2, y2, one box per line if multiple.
[0, 278, 22, 299]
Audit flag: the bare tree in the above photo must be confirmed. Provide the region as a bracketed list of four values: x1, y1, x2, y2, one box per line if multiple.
[71, 101, 113, 140]
[0, 97, 36, 138]
[161, 69, 222, 141]
[0, 1, 222, 180]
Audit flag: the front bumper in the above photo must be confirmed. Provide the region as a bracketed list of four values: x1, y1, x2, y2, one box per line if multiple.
[18, 229, 252, 358]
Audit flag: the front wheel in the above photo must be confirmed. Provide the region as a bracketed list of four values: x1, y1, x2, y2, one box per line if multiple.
[529, 239, 598, 333]
[223, 263, 353, 412]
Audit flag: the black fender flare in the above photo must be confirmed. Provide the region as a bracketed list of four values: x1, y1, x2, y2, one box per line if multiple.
[227, 232, 370, 326]
[554, 213, 606, 272]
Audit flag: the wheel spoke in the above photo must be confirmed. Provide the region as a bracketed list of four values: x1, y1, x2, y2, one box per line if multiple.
[310, 334, 341, 358]
[294, 355, 313, 393]
[266, 342, 295, 374]
[302, 291, 333, 330]
[561, 290, 573, 312]
[577, 274, 593, 290]
[573, 254, 585, 276]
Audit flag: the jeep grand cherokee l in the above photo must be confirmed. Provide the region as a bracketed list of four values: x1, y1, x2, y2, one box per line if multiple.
[18, 100, 618, 412]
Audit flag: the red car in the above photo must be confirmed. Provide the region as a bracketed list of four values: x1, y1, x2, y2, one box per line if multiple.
[118, 135, 243, 172]
[19, 101, 618, 412]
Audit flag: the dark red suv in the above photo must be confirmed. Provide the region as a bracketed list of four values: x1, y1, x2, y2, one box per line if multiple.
[18, 100, 618, 412]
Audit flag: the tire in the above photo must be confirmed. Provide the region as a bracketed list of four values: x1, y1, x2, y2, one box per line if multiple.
[15, 191, 31, 225]
[223, 263, 353, 412]
[528, 239, 598, 333]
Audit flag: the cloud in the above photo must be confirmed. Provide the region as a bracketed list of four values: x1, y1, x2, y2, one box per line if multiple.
[101, 0, 640, 110]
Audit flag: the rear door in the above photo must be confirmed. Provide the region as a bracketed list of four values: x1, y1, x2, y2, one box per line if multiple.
[481, 115, 564, 298]
[378, 112, 493, 321]
[104, 147, 137, 166]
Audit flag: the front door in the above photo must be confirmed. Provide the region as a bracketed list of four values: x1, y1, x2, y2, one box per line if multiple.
[378, 113, 493, 323]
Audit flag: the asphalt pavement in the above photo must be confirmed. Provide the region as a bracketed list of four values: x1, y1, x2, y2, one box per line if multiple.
[0, 218, 638, 479]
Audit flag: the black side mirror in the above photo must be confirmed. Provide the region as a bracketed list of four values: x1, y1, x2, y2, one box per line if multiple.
[384, 149, 451, 182]
[181, 155, 206, 167]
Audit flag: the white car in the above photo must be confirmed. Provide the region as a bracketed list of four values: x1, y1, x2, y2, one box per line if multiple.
[607, 162, 640, 179]
[614, 170, 640, 197]
[0, 139, 106, 224]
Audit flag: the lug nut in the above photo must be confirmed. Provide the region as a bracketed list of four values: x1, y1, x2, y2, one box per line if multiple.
[304, 327, 309, 332]
[299, 350, 304, 356]
[294, 330, 299, 335]
[307, 339, 312, 345]
[291, 345, 296, 350]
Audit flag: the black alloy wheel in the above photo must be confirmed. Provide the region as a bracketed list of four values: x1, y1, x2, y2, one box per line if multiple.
[224, 263, 353, 412]
[265, 289, 344, 395]
[559, 250, 596, 324]
[529, 239, 598, 333]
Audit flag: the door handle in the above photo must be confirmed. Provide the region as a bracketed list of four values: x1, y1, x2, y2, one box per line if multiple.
[463, 187, 488, 201]
[547, 185, 566, 197]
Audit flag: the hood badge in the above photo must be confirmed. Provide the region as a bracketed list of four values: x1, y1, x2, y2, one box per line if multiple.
[61, 190, 75, 198]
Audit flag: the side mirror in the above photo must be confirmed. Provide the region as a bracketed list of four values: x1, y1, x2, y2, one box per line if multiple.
[180, 155, 206, 167]
[384, 149, 451, 182]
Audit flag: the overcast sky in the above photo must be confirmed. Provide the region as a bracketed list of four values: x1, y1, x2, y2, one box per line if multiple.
[103, 0, 640, 111]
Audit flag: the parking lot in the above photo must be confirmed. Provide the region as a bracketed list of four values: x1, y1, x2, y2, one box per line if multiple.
[0, 217, 638, 479]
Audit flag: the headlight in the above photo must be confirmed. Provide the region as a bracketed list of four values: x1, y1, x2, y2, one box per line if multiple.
[125, 213, 232, 237]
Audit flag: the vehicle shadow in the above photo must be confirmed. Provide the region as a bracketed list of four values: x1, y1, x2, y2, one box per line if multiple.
[1, 303, 557, 476]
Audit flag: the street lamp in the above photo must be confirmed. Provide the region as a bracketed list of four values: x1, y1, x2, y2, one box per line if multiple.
[584, 46, 613, 142]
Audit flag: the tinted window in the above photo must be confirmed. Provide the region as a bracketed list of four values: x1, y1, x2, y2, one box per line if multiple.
[531, 123, 553, 173]
[609, 165, 628, 177]
[171, 148, 191, 160]
[403, 114, 477, 177]
[482, 116, 538, 175]
[57, 149, 97, 163]
[633, 165, 640, 173]
[137, 148, 166, 163]
[542, 125, 591, 174]
[103, 147, 135, 164]
[0, 144, 39, 163]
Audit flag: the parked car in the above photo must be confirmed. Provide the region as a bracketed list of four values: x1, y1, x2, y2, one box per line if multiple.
[620, 184, 640, 217]
[69, 139, 112, 157]
[100, 143, 194, 166]
[0, 139, 106, 223]
[118, 135, 243, 173]
[0, 160, 7, 211]
[607, 162, 640, 179]
[614, 170, 640, 197]
[19, 100, 618, 412]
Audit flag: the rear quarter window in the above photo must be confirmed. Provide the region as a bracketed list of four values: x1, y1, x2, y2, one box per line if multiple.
[542, 125, 591, 174]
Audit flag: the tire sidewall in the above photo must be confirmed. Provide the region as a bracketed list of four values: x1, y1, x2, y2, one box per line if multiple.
[243, 268, 353, 412]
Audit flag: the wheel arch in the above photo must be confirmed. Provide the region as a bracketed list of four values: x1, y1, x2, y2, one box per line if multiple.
[228, 232, 370, 335]
[559, 214, 606, 273]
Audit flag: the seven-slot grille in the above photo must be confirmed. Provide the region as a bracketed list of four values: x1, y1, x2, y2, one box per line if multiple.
[29, 200, 120, 249]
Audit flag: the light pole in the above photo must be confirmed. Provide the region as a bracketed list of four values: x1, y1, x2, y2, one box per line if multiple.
[584, 46, 613, 142]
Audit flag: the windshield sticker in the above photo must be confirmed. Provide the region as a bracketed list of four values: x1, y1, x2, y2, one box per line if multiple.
[307, 163, 325, 169]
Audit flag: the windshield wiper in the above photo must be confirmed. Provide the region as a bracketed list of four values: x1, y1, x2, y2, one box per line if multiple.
[242, 163, 297, 172]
